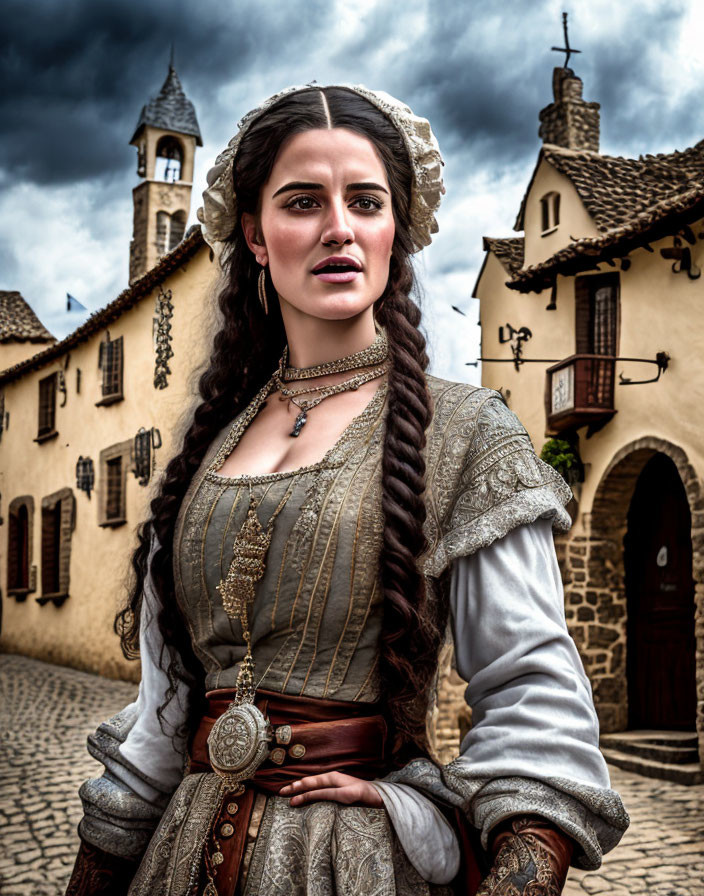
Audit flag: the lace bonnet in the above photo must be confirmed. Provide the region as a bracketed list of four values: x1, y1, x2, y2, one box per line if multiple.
[197, 84, 445, 261]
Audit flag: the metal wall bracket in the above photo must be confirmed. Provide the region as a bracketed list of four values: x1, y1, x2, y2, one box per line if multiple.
[619, 351, 670, 385]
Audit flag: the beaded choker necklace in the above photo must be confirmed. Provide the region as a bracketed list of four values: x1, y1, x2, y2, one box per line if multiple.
[273, 329, 389, 437]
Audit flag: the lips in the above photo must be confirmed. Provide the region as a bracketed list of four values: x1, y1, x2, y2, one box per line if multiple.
[311, 255, 363, 283]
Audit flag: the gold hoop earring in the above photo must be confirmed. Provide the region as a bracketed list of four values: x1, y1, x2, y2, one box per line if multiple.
[258, 268, 269, 316]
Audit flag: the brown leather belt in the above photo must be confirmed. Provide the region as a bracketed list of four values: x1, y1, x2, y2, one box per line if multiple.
[187, 688, 395, 895]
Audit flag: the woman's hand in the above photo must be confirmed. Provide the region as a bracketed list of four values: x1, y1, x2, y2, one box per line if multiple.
[279, 772, 383, 808]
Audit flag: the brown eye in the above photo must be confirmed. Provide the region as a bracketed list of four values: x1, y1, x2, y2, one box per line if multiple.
[351, 195, 383, 211]
[287, 195, 319, 211]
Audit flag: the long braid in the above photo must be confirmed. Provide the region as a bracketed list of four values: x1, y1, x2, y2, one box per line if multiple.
[376, 266, 440, 746]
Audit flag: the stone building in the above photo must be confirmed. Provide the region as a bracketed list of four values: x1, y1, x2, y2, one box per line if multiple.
[474, 65, 704, 782]
[129, 63, 202, 283]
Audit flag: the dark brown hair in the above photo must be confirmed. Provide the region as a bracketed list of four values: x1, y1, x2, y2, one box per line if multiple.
[115, 87, 442, 748]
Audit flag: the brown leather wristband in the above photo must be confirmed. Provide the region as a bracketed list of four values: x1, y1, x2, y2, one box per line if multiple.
[479, 814, 574, 895]
[65, 839, 139, 896]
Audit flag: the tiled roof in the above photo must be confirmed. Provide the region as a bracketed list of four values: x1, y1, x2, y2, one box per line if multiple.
[131, 65, 203, 146]
[507, 185, 704, 292]
[0, 228, 205, 385]
[0, 292, 54, 343]
[514, 141, 704, 233]
[544, 142, 704, 232]
[483, 237, 525, 274]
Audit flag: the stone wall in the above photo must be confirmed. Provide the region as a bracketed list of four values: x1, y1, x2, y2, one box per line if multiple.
[559, 439, 704, 769]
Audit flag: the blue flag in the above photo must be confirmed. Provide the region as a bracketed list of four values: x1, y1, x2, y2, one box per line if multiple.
[67, 293, 87, 312]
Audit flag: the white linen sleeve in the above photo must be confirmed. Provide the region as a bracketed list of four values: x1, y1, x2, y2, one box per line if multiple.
[78, 539, 190, 859]
[443, 517, 629, 869]
[371, 781, 460, 884]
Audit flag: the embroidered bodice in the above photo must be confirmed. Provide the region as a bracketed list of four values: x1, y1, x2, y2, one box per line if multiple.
[173, 374, 572, 699]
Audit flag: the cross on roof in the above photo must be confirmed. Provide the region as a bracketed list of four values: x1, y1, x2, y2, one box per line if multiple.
[551, 11, 581, 68]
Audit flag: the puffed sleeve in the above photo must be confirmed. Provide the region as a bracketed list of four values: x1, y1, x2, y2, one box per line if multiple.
[442, 518, 629, 869]
[422, 388, 572, 579]
[77, 540, 190, 860]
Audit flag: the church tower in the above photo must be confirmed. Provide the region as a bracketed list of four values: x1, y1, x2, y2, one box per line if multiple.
[128, 61, 202, 284]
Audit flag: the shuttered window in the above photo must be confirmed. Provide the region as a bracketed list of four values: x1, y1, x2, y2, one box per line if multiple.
[41, 502, 62, 595]
[97, 334, 124, 405]
[8, 503, 29, 591]
[101, 335, 123, 397]
[38, 374, 57, 437]
[99, 441, 131, 527]
[105, 457, 123, 521]
[575, 273, 620, 356]
[37, 489, 74, 604]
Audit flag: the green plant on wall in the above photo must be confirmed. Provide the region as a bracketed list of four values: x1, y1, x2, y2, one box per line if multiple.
[540, 438, 582, 485]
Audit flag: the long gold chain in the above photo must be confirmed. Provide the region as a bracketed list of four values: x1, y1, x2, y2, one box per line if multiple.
[216, 481, 295, 705]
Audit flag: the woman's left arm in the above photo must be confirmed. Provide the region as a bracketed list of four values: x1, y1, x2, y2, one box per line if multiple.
[444, 517, 629, 876]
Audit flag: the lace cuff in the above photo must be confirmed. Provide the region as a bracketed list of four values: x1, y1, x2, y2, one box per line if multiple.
[441, 772, 629, 871]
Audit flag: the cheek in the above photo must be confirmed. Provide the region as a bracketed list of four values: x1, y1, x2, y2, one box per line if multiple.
[366, 217, 395, 267]
[261, 214, 317, 267]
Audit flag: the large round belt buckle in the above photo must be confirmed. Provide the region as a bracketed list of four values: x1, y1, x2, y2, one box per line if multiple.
[207, 703, 272, 787]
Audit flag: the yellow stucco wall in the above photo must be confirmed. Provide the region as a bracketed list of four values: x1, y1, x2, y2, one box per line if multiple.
[523, 157, 600, 269]
[0, 341, 53, 372]
[478, 216, 704, 537]
[0, 245, 219, 680]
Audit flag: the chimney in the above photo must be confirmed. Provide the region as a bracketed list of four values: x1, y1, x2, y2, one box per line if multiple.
[538, 67, 600, 152]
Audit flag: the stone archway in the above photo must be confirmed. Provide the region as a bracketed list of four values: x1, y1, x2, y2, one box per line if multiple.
[560, 437, 704, 763]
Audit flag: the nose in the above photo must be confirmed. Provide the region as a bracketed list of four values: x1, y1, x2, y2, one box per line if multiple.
[321, 199, 354, 247]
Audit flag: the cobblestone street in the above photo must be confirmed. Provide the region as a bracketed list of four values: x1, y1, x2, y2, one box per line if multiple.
[1, 652, 703, 895]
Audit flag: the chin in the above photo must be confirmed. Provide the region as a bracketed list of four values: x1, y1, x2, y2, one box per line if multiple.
[283, 289, 378, 321]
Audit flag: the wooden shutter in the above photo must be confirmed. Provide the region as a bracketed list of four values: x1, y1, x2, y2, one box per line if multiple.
[575, 277, 592, 353]
[102, 336, 123, 397]
[41, 502, 61, 595]
[106, 456, 123, 520]
[38, 374, 56, 436]
[8, 506, 19, 589]
[541, 197, 550, 232]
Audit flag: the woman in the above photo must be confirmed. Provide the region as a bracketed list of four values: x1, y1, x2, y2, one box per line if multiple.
[65, 85, 628, 896]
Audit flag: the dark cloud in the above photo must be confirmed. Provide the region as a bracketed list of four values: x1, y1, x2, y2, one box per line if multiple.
[0, 0, 335, 185]
[397, 3, 690, 170]
[1, 0, 694, 191]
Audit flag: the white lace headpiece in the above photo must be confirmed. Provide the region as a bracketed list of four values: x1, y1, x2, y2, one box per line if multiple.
[197, 84, 445, 260]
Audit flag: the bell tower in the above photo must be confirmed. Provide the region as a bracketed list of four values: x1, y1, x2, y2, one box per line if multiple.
[128, 60, 202, 284]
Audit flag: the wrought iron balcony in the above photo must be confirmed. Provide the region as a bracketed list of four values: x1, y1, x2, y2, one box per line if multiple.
[545, 354, 616, 434]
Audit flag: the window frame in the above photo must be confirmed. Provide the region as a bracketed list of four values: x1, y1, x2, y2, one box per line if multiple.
[98, 440, 133, 528]
[38, 487, 75, 606]
[96, 333, 124, 406]
[575, 272, 621, 357]
[7, 496, 35, 600]
[540, 191, 561, 237]
[35, 372, 58, 442]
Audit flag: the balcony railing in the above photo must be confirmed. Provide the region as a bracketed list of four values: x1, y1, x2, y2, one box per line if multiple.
[545, 354, 616, 434]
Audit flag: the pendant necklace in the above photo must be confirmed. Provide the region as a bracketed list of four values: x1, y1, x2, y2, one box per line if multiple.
[207, 481, 295, 789]
[274, 328, 389, 437]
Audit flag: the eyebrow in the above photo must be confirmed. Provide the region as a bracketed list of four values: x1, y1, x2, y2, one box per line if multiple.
[271, 181, 389, 198]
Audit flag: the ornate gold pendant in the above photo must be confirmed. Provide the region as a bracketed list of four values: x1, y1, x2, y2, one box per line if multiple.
[207, 702, 273, 788]
[217, 494, 275, 620]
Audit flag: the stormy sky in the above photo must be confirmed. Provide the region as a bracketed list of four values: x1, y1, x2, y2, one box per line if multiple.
[2, 0, 702, 384]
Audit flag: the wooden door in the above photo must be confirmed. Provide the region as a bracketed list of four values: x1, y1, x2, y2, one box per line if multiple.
[625, 453, 696, 729]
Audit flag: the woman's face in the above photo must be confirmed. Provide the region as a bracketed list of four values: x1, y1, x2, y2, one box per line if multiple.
[242, 127, 395, 321]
